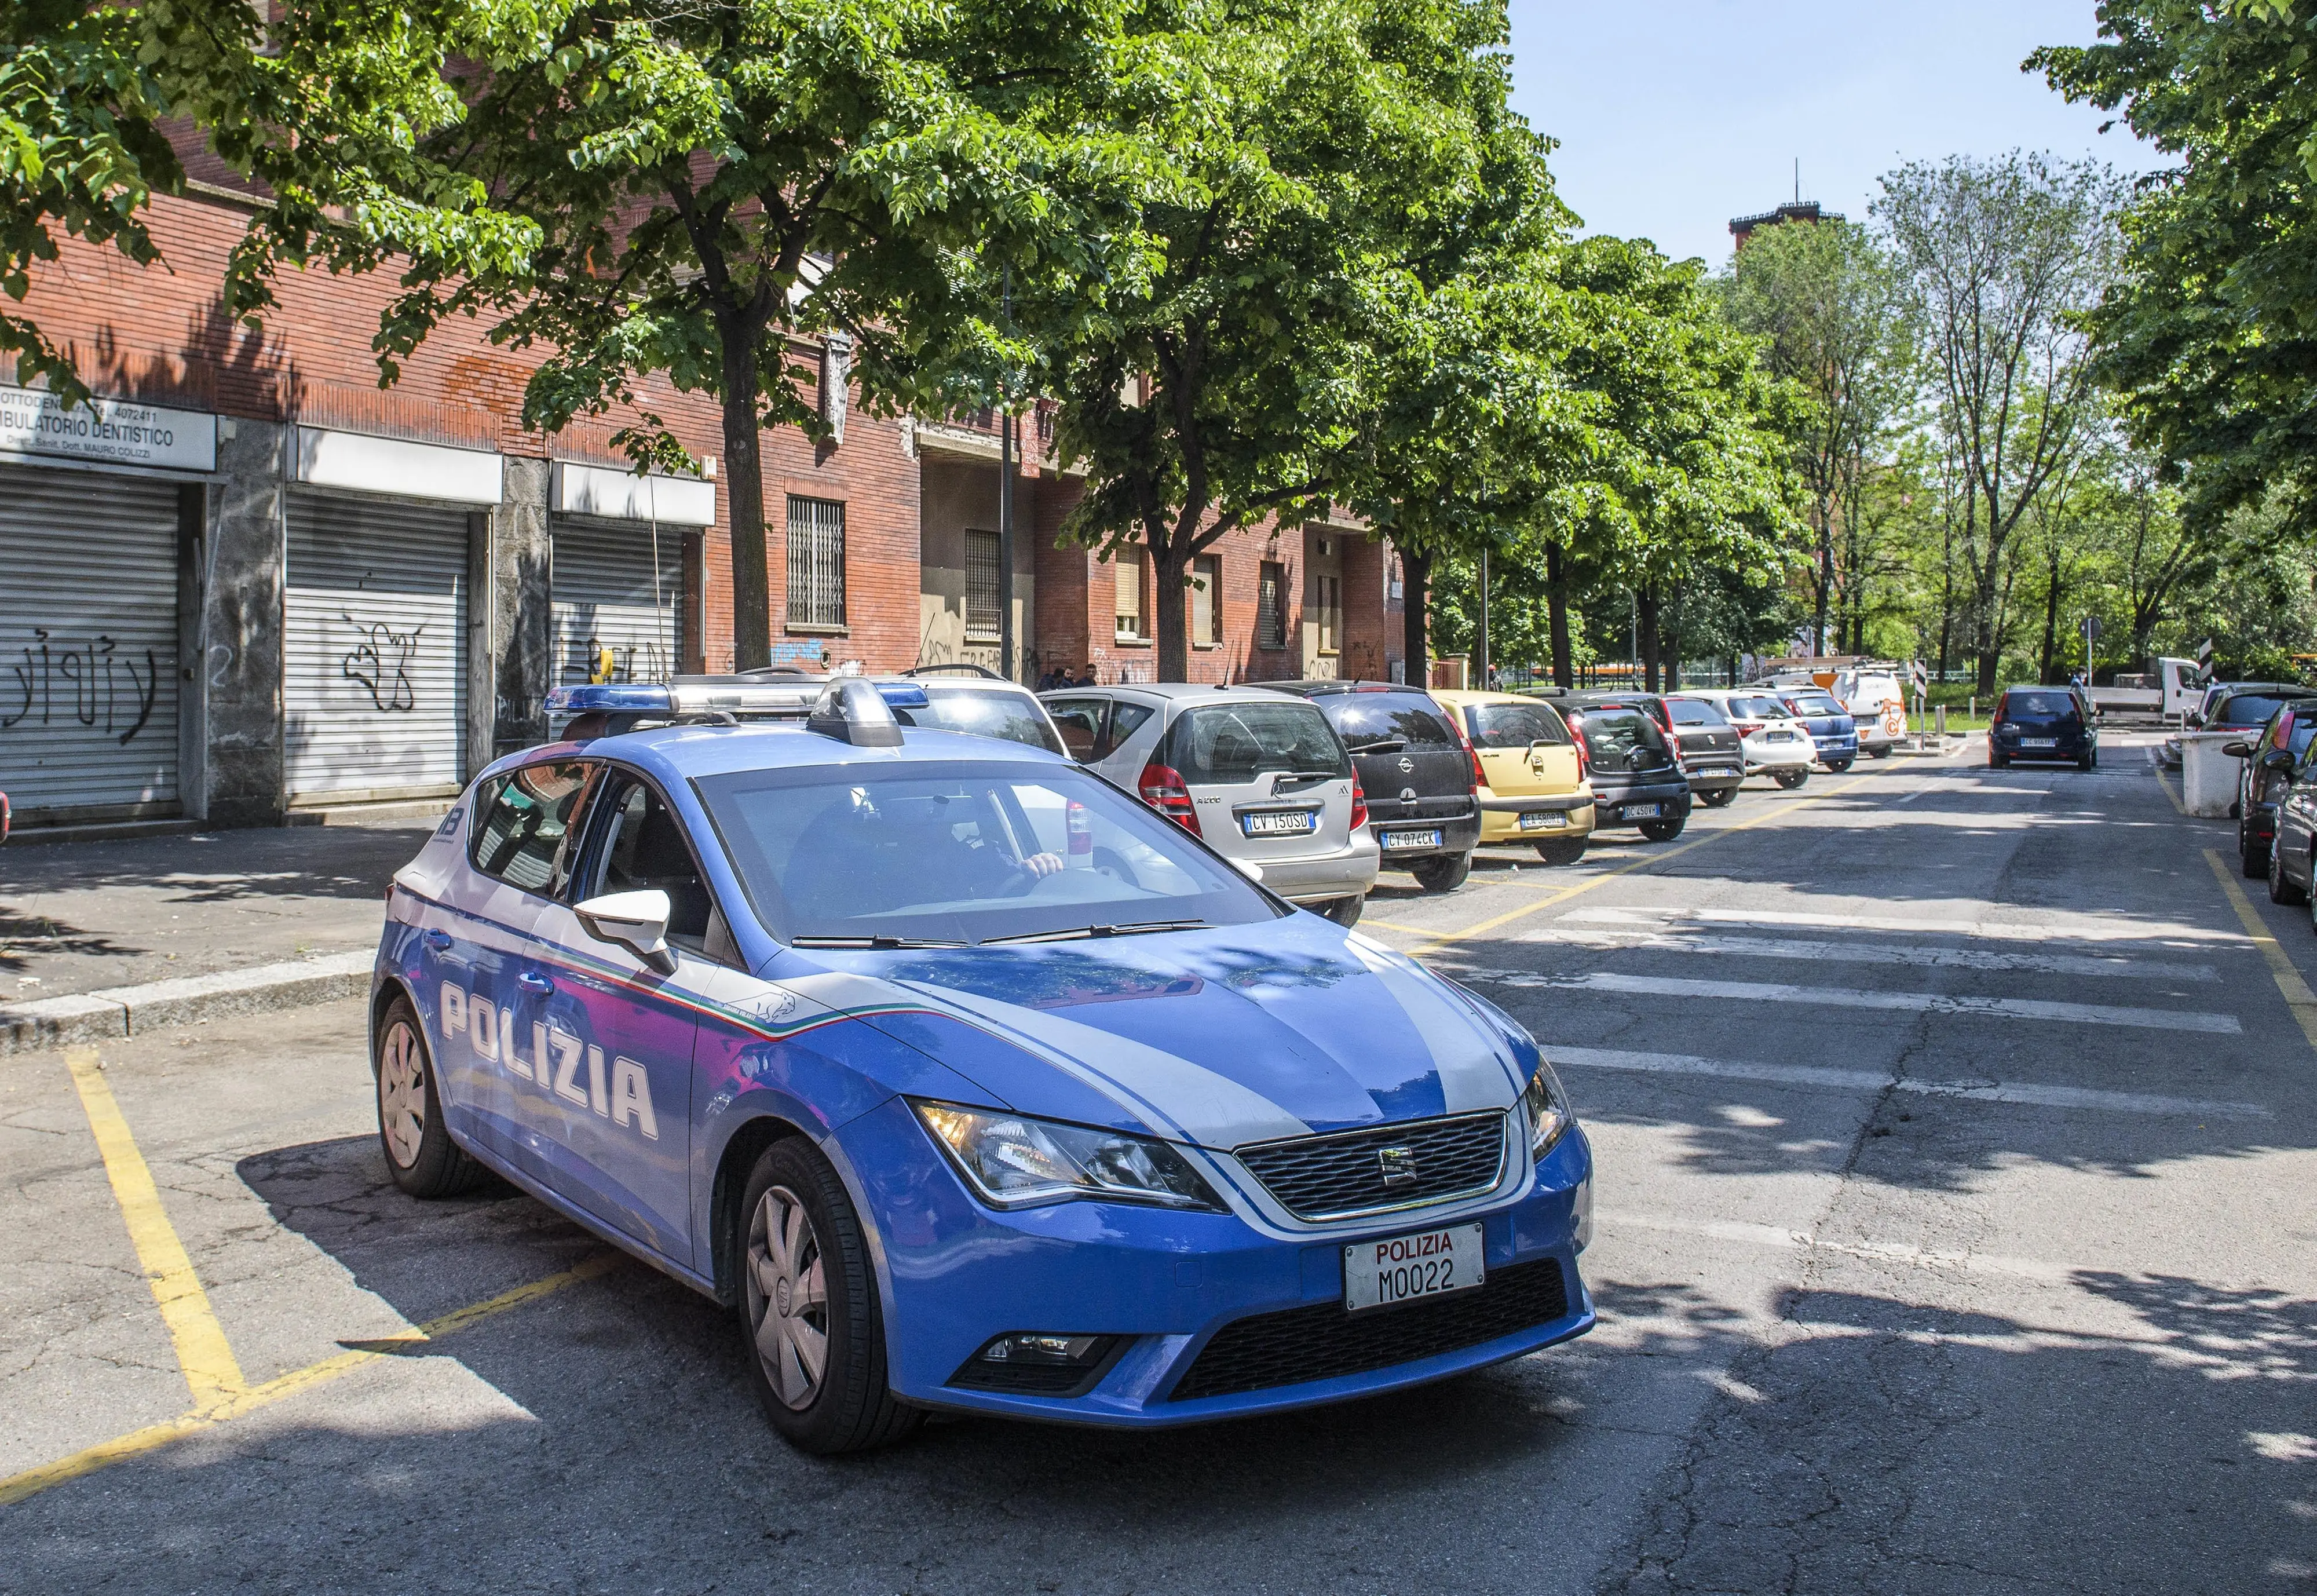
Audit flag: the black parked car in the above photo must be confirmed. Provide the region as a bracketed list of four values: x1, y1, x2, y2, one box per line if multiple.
[2230, 701, 2317, 876]
[1259, 681, 1481, 891]
[1559, 695, 1693, 841]
[1987, 685, 2099, 770]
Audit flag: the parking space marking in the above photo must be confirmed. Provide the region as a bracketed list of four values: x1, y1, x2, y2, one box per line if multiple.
[63, 1045, 246, 1410]
[2202, 848, 2317, 1051]
[2155, 767, 2189, 815]
[1564, 903, 2240, 945]
[1352, 916, 1438, 935]
[0, 1250, 620, 1506]
[1468, 969, 2241, 1032]
[1528, 926, 2216, 981]
[1397, 770, 1880, 956]
[1551, 1044, 2270, 1119]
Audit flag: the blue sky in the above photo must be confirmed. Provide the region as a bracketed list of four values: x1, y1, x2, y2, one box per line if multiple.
[1504, 0, 2171, 266]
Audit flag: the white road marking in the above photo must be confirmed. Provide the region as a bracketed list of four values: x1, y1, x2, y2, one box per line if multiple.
[1888, 788, 1930, 805]
[1547, 1044, 2271, 1119]
[1525, 926, 2217, 981]
[1562, 903, 2242, 947]
[1605, 1210, 2080, 1283]
[1470, 969, 2242, 1033]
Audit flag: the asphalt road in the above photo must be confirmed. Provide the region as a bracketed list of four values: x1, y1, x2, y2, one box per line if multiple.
[4, 739, 2311, 1595]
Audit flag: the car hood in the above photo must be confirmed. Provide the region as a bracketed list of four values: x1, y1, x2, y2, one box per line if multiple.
[761, 916, 1535, 1149]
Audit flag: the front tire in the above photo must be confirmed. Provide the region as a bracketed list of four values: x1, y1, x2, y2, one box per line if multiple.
[1638, 817, 1687, 843]
[1409, 850, 1473, 893]
[2271, 835, 2309, 906]
[1773, 769, 1810, 790]
[1869, 745, 1894, 760]
[1826, 757, 1855, 774]
[737, 1138, 920, 1455]
[1699, 788, 1737, 808]
[1321, 893, 1365, 927]
[375, 995, 487, 1199]
[1533, 837, 1587, 867]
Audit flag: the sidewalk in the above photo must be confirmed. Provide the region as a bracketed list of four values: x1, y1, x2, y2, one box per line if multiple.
[0, 819, 432, 1054]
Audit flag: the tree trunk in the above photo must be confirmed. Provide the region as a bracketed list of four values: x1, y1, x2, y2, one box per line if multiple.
[1152, 530, 1189, 682]
[1400, 546, 1429, 686]
[2037, 543, 2063, 685]
[1546, 544, 1572, 689]
[1814, 501, 1833, 658]
[721, 343, 772, 671]
[1638, 585, 1661, 692]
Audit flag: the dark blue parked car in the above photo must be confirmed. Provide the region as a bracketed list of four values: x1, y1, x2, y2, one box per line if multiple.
[1773, 688, 1858, 773]
[1988, 685, 2098, 770]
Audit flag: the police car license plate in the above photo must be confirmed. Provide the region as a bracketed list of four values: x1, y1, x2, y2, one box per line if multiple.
[1344, 1223, 1485, 1312]
[1518, 810, 1565, 830]
[1382, 829, 1442, 850]
[1624, 802, 1662, 819]
[2021, 737, 2056, 748]
[1242, 809, 1318, 837]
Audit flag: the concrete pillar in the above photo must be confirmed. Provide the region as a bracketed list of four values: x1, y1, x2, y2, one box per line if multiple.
[199, 418, 287, 827]
[488, 456, 553, 764]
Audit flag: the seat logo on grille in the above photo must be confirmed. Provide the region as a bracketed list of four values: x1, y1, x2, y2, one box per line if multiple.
[1377, 1145, 1419, 1188]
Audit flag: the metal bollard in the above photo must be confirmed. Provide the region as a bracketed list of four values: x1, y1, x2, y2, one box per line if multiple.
[1935, 705, 1948, 736]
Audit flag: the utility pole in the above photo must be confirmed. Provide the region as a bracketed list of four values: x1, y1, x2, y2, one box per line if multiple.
[997, 270, 1017, 682]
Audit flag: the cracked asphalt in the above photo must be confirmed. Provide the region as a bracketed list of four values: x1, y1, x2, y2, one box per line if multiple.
[2, 738, 2311, 1594]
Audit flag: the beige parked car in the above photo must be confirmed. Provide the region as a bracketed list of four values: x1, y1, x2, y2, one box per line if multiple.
[1430, 688, 1595, 865]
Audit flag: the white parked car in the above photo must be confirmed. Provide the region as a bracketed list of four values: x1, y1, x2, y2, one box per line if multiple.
[1678, 690, 1815, 790]
[1041, 684, 1380, 925]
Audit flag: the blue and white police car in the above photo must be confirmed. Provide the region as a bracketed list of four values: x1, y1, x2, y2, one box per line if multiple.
[372, 677, 1594, 1452]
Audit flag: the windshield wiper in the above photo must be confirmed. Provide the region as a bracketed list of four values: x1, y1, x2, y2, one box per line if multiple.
[979, 919, 1208, 946]
[1346, 739, 1408, 754]
[791, 935, 969, 949]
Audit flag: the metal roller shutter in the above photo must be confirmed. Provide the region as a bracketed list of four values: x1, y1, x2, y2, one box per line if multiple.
[551, 516, 682, 685]
[284, 492, 469, 802]
[0, 465, 181, 821]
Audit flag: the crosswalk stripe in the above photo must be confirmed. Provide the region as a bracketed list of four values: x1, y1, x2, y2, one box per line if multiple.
[1525, 926, 2216, 981]
[1466, 969, 2242, 1033]
[1545, 1044, 2270, 1119]
[1562, 903, 2241, 947]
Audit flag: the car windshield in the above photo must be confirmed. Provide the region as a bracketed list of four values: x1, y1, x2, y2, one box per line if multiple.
[1464, 701, 1571, 748]
[1313, 692, 1460, 750]
[893, 688, 1065, 755]
[2214, 692, 2312, 728]
[695, 760, 1276, 945]
[2005, 692, 2078, 720]
[1786, 692, 1844, 715]
[1166, 702, 1351, 784]
[1666, 697, 1729, 728]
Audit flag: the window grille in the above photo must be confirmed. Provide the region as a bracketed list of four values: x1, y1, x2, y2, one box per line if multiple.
[965, 529, 1002, 639]
[787, 496, 846, 629]
[1258, 561, 1288, 650]
[1114, 546, 1144, 639]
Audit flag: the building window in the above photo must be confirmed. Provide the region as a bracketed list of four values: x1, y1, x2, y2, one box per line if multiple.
[1191, 554, 1222, 645]
[965, 529, 1002, 640]
[1315, 572, 1340, 654]
[1258, 561, 1287, 650]
[787, 495, 846, 629]
[1114, 545, 1144, 640]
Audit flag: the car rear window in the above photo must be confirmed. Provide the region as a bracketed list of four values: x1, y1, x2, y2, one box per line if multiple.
[1786, 691, 1844, 715]
[1666, 697, 1729, 727]
[893, 687, 1066, 755]
[2213, 693, 2312, 728]
[2004, 691, 2080, 720]
[1464, 700, 1571, 748]
[1573, 707, 1669, 770]
[1729, 696, 1789, 719]
[1165, 702, 1351, 786]
[1312, 692, 1460, 751]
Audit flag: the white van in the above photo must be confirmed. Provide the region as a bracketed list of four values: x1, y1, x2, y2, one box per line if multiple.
[1832, 667, 1907, 758]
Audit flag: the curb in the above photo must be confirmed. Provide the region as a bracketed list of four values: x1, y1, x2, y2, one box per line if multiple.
[0, 951, 373, 1058]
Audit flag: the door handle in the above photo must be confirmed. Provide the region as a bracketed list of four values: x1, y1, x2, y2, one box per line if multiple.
[517, 970, 555, 994]
[422, 929, 453, 951]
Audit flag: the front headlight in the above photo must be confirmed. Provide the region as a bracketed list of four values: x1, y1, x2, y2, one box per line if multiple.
[912, 1101, 1228, 1212]
[1522, 1061, 1572, 1159]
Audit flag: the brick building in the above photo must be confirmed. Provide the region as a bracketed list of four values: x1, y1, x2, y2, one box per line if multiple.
[0, 180, 1402, 832]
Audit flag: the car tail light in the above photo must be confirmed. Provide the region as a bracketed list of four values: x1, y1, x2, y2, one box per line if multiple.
[1350, 777, 1368, 831]
[1572, 728, 1590, 778]
[1138, 763, 1201, 836]
[1993, 693, 2009, 723]
[1066, 799, 1093, 856]
[1452, 714, 1485, 790]
[1735, 721, 1763, 737]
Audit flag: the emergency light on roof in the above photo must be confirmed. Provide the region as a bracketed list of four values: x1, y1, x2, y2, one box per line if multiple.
[809, 677, 907, 747]
[546, 684, 677, 715]
[544, 677, 933, 731]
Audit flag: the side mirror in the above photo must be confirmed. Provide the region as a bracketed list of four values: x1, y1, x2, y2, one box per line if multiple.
[2220, 741, 2252, 758]
[2261, 748, 2296, 772]
[575, 889, 677, 974]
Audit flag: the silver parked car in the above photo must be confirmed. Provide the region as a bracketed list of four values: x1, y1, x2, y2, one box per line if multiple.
[1041, 683, 1380, 925]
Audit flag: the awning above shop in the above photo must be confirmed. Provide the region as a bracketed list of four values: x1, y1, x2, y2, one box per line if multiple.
[294, 428, 503, 505]
[550, 461, 716, 526]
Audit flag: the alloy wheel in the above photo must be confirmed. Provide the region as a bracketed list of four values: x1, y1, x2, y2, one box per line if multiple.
[747, 1185, 830, 1411]
[378, 1021, 428, 1170]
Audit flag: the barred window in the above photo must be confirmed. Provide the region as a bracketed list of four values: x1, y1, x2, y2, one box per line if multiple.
[1257, 561, 1288, 650]
[1114, 545, 1144, 640]
[965, 529, 1002, 640]
[787, 496, 846, 629]
[1191, 555, 1223, 645]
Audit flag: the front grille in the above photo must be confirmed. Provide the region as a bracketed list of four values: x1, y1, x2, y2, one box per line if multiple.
[1167, 1258, 1568, 1403]
[1234, 1112, 1506, 1220]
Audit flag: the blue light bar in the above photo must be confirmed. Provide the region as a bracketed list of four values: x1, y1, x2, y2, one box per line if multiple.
[876, 684, 930, 708]
[546, 684, 675, 714]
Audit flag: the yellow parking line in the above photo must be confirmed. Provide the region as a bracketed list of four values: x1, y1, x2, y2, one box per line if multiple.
[2155, 768, 2188, 815]
[1407, 773, 1879, 958]
[2201, 849, 2317, 1051]
[1355, 917, 1439, 936]
[0, 1251, 620, 1506]
[63, 1046, 246, 1409]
